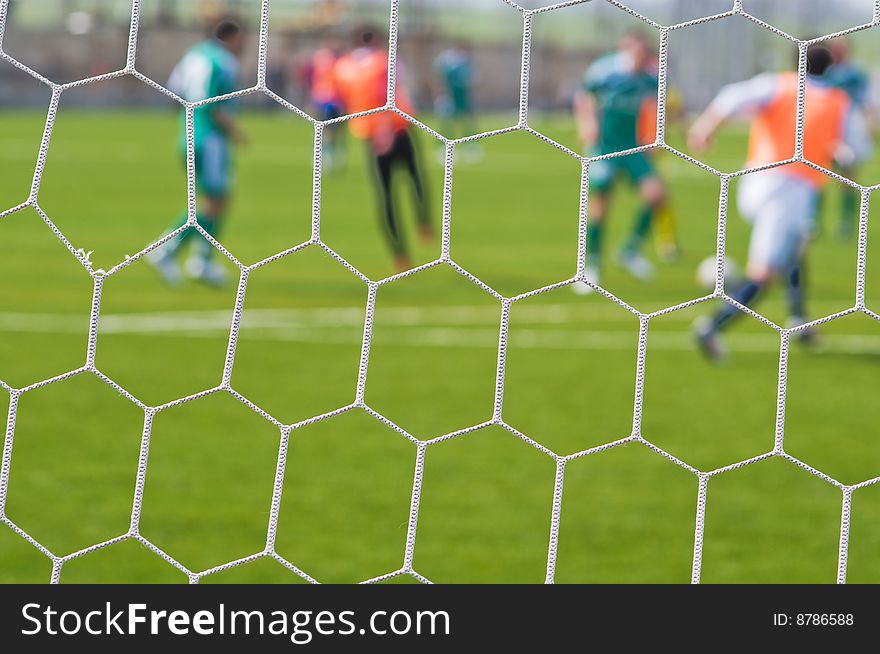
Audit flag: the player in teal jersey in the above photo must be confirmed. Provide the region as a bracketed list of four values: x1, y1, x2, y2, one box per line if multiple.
[571, 31, 667, 295]
[825, 38, 874, 240]
[149, 20, 247, 287]
[433, 43, 480, 160]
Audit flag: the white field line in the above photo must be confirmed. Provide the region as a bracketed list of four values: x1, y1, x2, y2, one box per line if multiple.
[0, 299, 841, 334]
[0, 303, 636, 335]
[0, 138, 744, 178]
[0, 304, 878, 354]
[0, 139, 315, 166]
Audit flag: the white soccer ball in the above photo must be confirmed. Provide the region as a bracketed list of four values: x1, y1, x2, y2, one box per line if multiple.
[696, 255, 740, 291]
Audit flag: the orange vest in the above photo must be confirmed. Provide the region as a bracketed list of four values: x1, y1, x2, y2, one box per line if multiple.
[637, 97, 657, 146]
[333, 48, 413, 140]
[310, 48, 339, 104]
[748, 72, 850, 187]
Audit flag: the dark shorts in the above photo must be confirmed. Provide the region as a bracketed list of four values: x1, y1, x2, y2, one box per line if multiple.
[590, 151, 655, 192]
[375, 130, 417, 170]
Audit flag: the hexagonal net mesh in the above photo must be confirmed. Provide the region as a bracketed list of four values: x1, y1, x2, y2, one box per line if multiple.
[0, 0, 878, 584]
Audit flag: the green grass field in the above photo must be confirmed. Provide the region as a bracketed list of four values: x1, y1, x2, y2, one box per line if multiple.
[2, 105, 880, 584]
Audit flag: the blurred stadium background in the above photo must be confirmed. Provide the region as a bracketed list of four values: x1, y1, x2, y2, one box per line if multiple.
[2, 0, 880, 584]
[3, 0, 879, 110]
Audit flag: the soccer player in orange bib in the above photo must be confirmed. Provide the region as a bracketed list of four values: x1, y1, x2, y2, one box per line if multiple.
[308, 36, 346, 171]
[333, 26, 432, 272]
[687, 45, 870, 362]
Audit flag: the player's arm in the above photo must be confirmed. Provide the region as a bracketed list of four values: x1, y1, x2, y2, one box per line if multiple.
[573, 89, 599, 150]
[213, 64, 247, 145]
[575, 58, 610, 151]
[836, 103, 873, 166]
[685, 106, 726, 152]
[854, 72, 879, 131]
[212, 107, 247, 145]
[167, 62, 185, 98]
[688, 73, 777, 152]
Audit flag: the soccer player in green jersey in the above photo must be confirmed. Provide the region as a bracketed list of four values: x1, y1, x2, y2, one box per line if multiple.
[433, 42, 481, 161]
[149, 20, 247, 287]
[572, 31, 666, 295]
[825, 38, 874, 240]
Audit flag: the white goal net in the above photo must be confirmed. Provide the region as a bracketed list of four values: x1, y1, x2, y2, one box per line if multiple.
[1, 0, 878, 584]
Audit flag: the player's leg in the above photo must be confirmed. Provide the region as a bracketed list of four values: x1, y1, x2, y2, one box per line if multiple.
[618, 158, 661, 278]
[321, 103, 345, 172]
[783, 258, 818, 346]
[837, 164, 859, 240]
[617, 155, 663, 281]
[435, 93, 455, 162]
[693, 224, 776, 363]
[653, 202, 681, 263]
[695, 177, 813, 361]
[785, 191, 819, 345]
[183, 194, 227, 285]
[457, 94, 482, 163]
[572, 160, 613, 295]
[705, 213, 781, 332]
[785, 185, 814, 327]
[397, 129, 434, 245]
[149, 141, 208, 285]
[785, 182, 820, 345]
[460, 104, 478, 138]
[332, 105, 347, 170]
[321, 104, 335, 171]
[372, 137, 411, 271]
[185, 132, 230, 287]
[148, 210, 188, 285]
[694, 176, 776, 360]
[786, 261, 806, 321]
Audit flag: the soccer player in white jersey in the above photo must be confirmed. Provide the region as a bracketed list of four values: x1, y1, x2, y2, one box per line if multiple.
[687, 45, 871, 362]
[150, 20, 247, 287]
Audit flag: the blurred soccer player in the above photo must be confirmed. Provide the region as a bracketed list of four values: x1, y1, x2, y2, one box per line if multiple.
[826, 38, 874, 240]
[150, 19, 247, 287]
[308, 35, 346, 171]
[572, 30, 666, 295]
[333, 26, 433, 272]
[433, 42, 481, 161]
[688, 45, 870, 362]
[648, 58, 683, 264]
